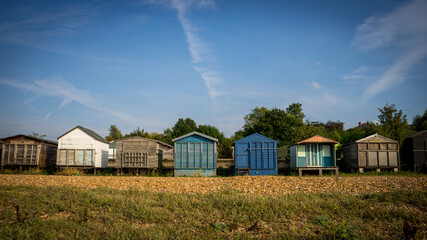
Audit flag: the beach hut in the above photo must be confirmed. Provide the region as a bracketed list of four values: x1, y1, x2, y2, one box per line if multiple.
[57, 126, 109, 172]
[290, 135, 338, 176]
[173, 131, 218, 177]
[233, 133, 278, 175]
[114, 136, 173, 170]
[343, 133, 399, 173]
[402, 130, 427, 172]
[1, 135, 57, 170]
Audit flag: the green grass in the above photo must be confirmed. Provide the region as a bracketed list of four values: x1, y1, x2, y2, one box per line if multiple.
[0, 186, 425, 239]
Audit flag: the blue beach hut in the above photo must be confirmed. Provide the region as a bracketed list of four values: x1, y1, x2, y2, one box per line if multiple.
[173, 131, 218, 177]
[290, 135, 338, 176]
[234, 133, 278, 176]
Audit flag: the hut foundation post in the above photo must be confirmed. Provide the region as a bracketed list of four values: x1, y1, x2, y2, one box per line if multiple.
[94, 168, 97, 175]
[298, 168, 303, 176]
[359, 168, 364, 173]
[319, 169, 323, 176]
[19, 166, 22, 172]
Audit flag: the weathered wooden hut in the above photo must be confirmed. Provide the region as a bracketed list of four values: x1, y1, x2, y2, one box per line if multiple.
[114, 136, 173, 169]
[402, 130, 427, 172]
[290, 135, 338, 176]
[57, 126, 109, 170]
[343, 133, 399, 173]
[1, 135, 57, 170]
[173, 131, 218, 177]
[233, 133, 278, 176]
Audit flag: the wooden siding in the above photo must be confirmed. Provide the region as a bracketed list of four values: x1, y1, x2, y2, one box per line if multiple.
[115, 137, 171, 169]
[173, 133, 218, 176]
[290, 143, 336, 169]
[402, 131, 427, 172]
[57, 127, 109, 168]
[234, 133, 278, 175]
[343, 134, 399, 171]
[1, 136, 57, 168]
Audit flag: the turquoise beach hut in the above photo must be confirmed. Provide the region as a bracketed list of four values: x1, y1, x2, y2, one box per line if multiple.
[290, 135, 338, 176]
[173, 131, 218, 177]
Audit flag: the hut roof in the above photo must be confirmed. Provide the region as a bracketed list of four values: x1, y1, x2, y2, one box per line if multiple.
[355, 133, 398, 143]
[58, 125, 109, 144]
[233, 133, 278, 144]
[408, 130, 427, 138]
[296, 135, 338, 145]
[1, 134, 57, 145]
[115, 136, 173, 148]
[172, 131, 218, 142]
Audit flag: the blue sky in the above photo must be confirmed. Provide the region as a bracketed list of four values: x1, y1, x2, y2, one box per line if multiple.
[1, 0, 426, 140]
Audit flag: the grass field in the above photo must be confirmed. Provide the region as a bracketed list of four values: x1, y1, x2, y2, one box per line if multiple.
[0, 185, 426, 239]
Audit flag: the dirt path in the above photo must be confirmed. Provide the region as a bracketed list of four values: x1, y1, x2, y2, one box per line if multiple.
[0, 175, 425, 195]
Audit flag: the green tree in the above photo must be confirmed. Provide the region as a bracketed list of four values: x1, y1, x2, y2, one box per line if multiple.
[286, 103, 305, 122]
[242, 105, 308, 147]
[197, 124, 225, 143]
[376, 103, 412, 146]
[412, 109, 427, 131]
[125, 127, 149, 138]
[105, 124, 123, 141]
[171, 118, 198, 139]
[197, 124, 231, 158]
[162, 128, 173, 145]
[340, 122, 377, 145]
[243, 107, 269, 131]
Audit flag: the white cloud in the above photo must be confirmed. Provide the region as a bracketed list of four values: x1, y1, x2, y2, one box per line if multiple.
[0, 77, 145, 126]
[169, 0, 223, 104]
[311, 81, 321, 89]
[353, 0, 427, 100]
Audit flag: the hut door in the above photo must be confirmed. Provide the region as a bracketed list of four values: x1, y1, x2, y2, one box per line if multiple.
[308, 144, 322, 167]
[235, 143, 250, 168]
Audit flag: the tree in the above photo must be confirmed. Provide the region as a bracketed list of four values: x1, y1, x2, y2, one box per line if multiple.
[197, 124, 225, 143]
[324, 121, 344, 132]
[31, 132, 46, 139]
[243, 107, 269, 132]
[171, 118, 198, 139]
[125, 127, 149, 138]
[197, 124, 231, 158]
[242, 105, 308, 147]
[412, 109, 427, 131]
[105, 124, 123, 141]
[377, 103, 412, 146]
[162, 128, 173, 145]
[340, 122, 377, 145]
[286, 103, 305, 122]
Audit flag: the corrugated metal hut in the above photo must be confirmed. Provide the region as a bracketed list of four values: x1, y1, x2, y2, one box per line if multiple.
[57, 126, 109, 170]
[108, 141, 116, 168]
[114, 136, 173, 169]
[402, 130, 427, 172]
[233, 133, 278, 175]
[173, 131, 218, 177]
[1, 135, 57, 170]
[290, 135, 338, 176]
[343, 133, 399, 173]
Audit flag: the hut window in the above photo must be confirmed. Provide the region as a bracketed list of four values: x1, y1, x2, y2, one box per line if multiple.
[323, 145, 330, 157]
[297, 145, 306, 157]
